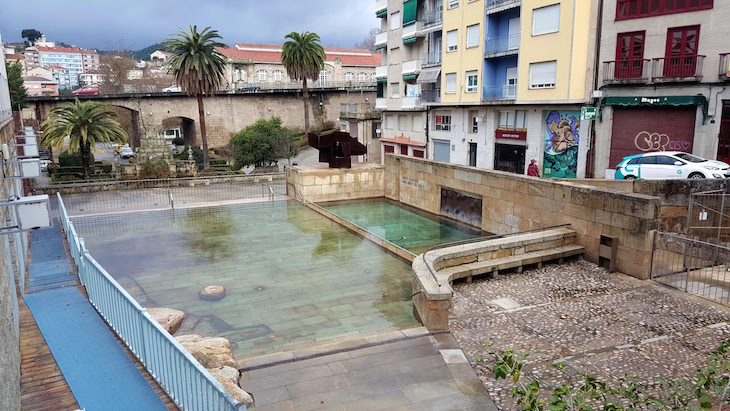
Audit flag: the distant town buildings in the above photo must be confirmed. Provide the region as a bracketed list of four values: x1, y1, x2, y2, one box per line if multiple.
[78, 70, 104, 87]
[22, 76, 58, 96]
[15, 35, 100, 90]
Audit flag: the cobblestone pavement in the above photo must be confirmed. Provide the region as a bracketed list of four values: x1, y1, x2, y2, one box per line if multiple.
[449, 259, 730, 410]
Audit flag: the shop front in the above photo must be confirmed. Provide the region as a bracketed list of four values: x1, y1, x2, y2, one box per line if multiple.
[493, 128, 527, 174]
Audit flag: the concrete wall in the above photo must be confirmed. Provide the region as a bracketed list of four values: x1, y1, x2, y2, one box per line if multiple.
[384, 154, 660, 279]
[0, 117, 20, 411]
[30, 90, 375, 149]
[286, 164, 384, 203]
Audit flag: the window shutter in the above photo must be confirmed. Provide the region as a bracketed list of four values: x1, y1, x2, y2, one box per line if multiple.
[446, 73, 457, 93]
[529, 61, 557, 88]
[466, 25, 480, 48]
[532, 4, 560, 36]
[447, 30, 458, 52]
[403, 0, 417, 26]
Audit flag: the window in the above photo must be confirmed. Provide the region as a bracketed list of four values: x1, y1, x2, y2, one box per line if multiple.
[616, 0, 712, 20]
[469, 111, 479, 133]
[435, 113, 452, 131]
[386, 115, 395, 129]
[391, 12, 401, 30]
[532, 4, 561, 36]
[358, 72, 367, 82]
[345, 72, 354, 82]
[235, 69, 247, 82]
[447, 30, 458, 52]
[257, 70, 267, 81]
[529, 61, 557, 89]
[371, 73, 376, 81]
[413, 115, 423, 131]
[466, 25, 480, 49]
[498, 110, 527, 129]
[319, 70, 328, 86]
[398, 115, 408, 130]
[273, 70, 284, 81]
[664, 25, 700, 77]
[465, 71, 478, 93]
[448, 0, 459, 8]
[445, 73, 457, 93]
[391, 82, 400, 98]
[615, 31, 645, 79]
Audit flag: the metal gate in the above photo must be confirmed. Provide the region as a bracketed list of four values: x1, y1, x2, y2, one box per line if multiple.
[652, 231, 730, 305]
[687, 190, 730, 241]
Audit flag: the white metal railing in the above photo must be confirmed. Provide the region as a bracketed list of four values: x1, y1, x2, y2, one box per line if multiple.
[402, 96, 422, 109]
[57, 193, 246, 411]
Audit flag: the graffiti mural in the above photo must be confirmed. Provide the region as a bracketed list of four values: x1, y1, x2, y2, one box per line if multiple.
[634, 131, 692, 152]
[542, 111, 580, 179]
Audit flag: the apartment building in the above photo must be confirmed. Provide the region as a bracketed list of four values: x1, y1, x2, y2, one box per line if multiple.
[47, 65, 71, 90]
[375, 0, 599, 178]
[23, 46, 99, 89]
[81, 49, 100, 72]
[218, 44, 380, 90]
[22, 76, 59, 96]
[593, 0, 730, 178]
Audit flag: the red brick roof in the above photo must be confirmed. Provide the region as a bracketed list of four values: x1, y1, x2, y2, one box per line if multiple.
[5, 54, 24, 60]
[380, 135, 427, 147]
[36, 46, 84, 53]
[80, 49, 98, 55]
[23, 76, 57, 83]
[220, 44, 380, 67]
[45, 65, 68, 70]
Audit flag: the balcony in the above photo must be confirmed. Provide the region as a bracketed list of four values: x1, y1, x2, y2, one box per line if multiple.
[482, 84, 517, 102]
[720, 53, 730, 80]
[603, 59, 651, 84]
[484, 33, 520, 57]
[486, 0, 521, 13]
[375, 0, 387, 17]
[402, 22, 424, 44]
[402, 59, 423, 77]
[422, 51, 442, 67]
[402, 96, 423, 109]
[375, 65, 388, 79]
[374, 31, 388, 50]
[652, 55, 705, 82]
[422, 88, 441, 103]
[340, 103, 382, 120]
[375, 98, 388, 110]
[422, 11, 443, 32]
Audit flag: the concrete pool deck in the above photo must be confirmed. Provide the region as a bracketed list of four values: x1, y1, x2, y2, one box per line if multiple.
[450, 259, 730, 409]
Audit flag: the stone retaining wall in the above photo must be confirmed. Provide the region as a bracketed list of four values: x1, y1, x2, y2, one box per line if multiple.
[384, 155, 661, 280]
[286, 164, 384, 203]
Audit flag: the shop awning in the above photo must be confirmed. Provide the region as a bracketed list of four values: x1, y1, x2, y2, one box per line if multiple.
[403, 74, 417, 81]
[403, 0, 417, 26]
[417, 67, 441, 83]
[600, 95, 708, 124]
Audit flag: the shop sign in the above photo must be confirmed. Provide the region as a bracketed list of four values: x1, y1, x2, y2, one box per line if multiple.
[495, 129, 527, 140]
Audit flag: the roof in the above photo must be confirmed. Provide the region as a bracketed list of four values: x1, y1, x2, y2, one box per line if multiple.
[80, 70, 104, 75]
[219, 45, 380, 67]
[5, 54, 24, 60]
[36, 46, 84, 53]
[380, 135, 427, 147]
[23, 76, 57, 83]
[45, 65, 68, 70]
[80, 49, 98, 55]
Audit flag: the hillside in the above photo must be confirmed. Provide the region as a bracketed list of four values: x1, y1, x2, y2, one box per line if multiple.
[133, 43, 163, 60]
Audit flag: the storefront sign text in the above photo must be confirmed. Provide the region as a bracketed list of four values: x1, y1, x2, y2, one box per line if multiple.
[495, 129, 527, 140]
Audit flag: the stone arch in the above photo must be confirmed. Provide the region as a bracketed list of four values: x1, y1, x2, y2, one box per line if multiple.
[161, 116, 197, 146]
[107, 105, 143, 148]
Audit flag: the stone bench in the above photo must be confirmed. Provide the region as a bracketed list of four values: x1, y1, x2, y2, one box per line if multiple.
[411, 227, 584, 331]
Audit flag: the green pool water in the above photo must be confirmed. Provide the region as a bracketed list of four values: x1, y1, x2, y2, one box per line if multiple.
[320, 198, 486, 255]
[72, 201, 417, 360]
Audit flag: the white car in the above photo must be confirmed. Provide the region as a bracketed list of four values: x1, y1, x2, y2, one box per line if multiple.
[615, 151, 730, 180]
[120, 146, 134, 159]
[162, 85, 182, 93]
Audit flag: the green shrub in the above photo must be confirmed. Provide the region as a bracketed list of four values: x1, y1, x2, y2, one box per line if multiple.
[96, 161, 113, 173]
[59, 151, 94, 167]
[172, 136, 184, 146]
[138, 158, 171, 179]
[180, 146, 204, 170]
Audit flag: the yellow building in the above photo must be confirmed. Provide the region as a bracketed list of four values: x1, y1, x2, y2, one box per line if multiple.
[441, 0, 484, 105]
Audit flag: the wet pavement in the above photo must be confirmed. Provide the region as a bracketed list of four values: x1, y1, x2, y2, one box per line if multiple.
[450, 259, 730, 409]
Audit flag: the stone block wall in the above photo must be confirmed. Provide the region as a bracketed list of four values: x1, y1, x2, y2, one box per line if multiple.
[286, 164, 384, 203]
[385, 155, 661, 280]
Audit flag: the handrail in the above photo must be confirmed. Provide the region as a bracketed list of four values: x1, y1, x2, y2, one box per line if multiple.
[168, 190, 174, 211]
[56, 193, 245, 411]
[421, 224, 572, 288]
[38, 173, 285, 191]
[261, 183, 274, 202]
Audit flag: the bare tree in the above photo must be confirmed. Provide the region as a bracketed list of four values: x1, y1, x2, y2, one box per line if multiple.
[273, 130, 299, 167]
[99, 51, 135, 93]
[216, 140, 243, 167]
[354, 28, 379, 52]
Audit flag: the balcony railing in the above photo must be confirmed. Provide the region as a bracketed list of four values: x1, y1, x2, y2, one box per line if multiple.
[402, 96, 423, 109]
[375, 31, 388, 49]
[375, 65, 388, 79]
[402, 59, 423, 76]
[423, 51, 442, 66]
[484, 33, 520, 55]
[402, 22, 424, 42]
[422, 89, 441, 103]
[422, 10, 443, 28]
[482, 84, 517, 102]
[340, 103, 381, 119]
[720, 53, 730, 80]
[652, 55, 705, 81]
[375, 98, 388, 110]
[375, 0, 387, 16]
[486, 0, 521, 12]
[603, 59, 651, 83]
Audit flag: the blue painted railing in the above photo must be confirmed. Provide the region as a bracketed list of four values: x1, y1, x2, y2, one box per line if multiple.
[58, 193, 245, 411]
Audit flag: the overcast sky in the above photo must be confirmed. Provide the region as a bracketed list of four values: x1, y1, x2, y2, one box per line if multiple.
[0, 0, 378, 50]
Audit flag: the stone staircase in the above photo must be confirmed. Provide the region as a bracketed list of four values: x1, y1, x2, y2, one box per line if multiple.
[411, 226, 584, 331]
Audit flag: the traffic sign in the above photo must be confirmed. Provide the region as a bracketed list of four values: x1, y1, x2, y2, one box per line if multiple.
[581, 107, 597, 121]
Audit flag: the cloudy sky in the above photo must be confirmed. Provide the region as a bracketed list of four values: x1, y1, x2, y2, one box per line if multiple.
[0, 0, 379, 50]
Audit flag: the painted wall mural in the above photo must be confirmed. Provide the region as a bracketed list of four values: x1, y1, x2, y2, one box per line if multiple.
[543, 110, 580, 179]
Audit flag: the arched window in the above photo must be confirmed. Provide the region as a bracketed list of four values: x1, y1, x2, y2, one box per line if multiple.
[358, 72, 367, 82]
[318, 70, 328, 87]
[273, 70, 284, 81]
[257, 70, 268, 81]
[344, 72, 354, 82]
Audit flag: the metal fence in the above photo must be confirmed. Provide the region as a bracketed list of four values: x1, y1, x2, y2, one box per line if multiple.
[652, 232, 730, 305]
[58, 193, 246, 411]
[686, 190, 730, 241]
[38, 174, 286, 217]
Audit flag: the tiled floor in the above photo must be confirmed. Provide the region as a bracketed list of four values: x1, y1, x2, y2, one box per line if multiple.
[239, 330, 497, 411]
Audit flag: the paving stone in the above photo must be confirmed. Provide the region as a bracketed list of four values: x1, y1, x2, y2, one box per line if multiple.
[251, 386, 291, 407]
[440, 349, 469, 364]
[394, 354, 446, 374]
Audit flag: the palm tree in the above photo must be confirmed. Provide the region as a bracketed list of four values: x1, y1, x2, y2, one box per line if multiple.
[163, 26, 226, 169]
[282, 32, 326, 133]
[41, 100, 128, 180]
